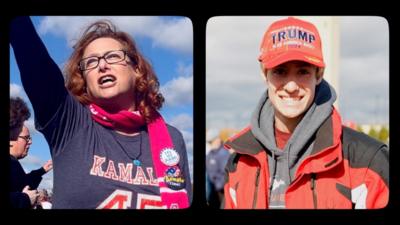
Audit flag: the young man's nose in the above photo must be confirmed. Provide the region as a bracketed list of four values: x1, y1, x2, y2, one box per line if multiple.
[284, 80, 300, 93]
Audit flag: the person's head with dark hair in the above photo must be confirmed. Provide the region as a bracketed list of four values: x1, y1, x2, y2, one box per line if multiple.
[10, 97, 32, 159]
[64, 20, 164, 123]
[10, 97, 31, 141]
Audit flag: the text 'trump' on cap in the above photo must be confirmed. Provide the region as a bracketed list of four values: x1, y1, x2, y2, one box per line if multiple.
[258, 17, 325, 69]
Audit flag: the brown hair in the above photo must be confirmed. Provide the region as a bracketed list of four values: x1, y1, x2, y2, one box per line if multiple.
[10, 97, 31, 141]
[260, 62, 324, 79]
[64, 20, 164, 123]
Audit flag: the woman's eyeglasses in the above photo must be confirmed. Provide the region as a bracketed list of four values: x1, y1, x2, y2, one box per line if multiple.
[78, 50, 129, 71]
[18, 135, 32, 142]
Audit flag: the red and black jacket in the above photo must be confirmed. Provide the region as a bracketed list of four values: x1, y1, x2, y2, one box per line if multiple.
[223, 110, 389, 209]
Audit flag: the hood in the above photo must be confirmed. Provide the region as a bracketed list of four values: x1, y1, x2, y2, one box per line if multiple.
[250, 79, 336, 178]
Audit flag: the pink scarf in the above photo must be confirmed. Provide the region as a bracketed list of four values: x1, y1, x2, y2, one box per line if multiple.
[89, 104, 190, 209]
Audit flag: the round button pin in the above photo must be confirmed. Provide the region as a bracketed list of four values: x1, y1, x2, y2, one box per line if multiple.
[160, 148, 180, 166]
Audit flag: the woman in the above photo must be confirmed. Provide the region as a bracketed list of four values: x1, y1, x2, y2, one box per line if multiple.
[10, 17, 191, 209]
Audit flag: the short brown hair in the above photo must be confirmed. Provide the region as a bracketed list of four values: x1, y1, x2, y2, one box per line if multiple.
[260, 62, 324, 79]
[64, 20, 164, 123]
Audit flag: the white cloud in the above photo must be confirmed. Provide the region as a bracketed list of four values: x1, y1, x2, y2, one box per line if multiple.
[206, 17, 274, 130]
[38, 16, 192, 54]
[168, 113, 193, 156]
[206, 16, 389, 131]
[20, 155, 43, 170]
[339, 57, 389, 124]
[160, 61, 193, 108]
[338, 17, 389, 125]
[176, 62, 193, 77]
[340, 16, 388, 58]
[168, 113, 193, 182]
[169, 113, 193, 130]
[10, 83, 28, 99]
[161, 76, 193, 107]
[24, 118, 39, 135]
[149, 17, 193, 54]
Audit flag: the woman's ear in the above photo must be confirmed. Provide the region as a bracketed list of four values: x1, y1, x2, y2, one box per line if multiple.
[134, 67, 143, 80]
[135, 67, 140, 74]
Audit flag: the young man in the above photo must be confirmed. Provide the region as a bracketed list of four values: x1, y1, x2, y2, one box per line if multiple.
[222, 17, 388, 209]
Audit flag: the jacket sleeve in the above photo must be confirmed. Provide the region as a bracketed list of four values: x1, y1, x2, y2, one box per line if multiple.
[351, 145, 389, 209]
[10, 16, 68, 128]
[9, 192, 31, 208]
[25, 167, 46, 190]
[362, 145, 389, 209]
[222, 152, 238, 209]
[343, 127, 389, 209]
[222, 182, 234, 209]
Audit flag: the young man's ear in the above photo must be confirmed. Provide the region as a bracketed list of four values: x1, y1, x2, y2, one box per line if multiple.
[316, 67, 324, 84]
[260, 63, 268, 83]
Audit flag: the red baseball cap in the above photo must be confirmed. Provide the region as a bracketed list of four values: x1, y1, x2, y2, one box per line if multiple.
[258, 17, 325, 69]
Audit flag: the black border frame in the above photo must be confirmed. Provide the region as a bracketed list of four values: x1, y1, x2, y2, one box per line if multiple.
[1, 1, 397, 225]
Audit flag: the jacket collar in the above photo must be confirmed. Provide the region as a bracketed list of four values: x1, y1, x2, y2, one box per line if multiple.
[224, 126, 264, 156]
[296, 108, 343, 174]
[224, 108, 343, 174]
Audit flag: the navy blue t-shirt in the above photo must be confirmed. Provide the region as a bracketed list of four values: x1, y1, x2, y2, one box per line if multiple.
[42, 95, 191, 209]
[10, 16, 192, 209]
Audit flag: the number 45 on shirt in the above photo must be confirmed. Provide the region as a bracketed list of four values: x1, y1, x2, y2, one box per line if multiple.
[97, 189, 165, 209]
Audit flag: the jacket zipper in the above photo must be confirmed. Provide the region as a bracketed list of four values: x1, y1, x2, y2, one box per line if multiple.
[310, 173, 317, 209]
[252, 168, 261, 208]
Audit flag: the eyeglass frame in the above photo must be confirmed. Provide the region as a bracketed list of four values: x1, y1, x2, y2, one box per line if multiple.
[18, 135, 32, 142]
[78, 49, 132, 71]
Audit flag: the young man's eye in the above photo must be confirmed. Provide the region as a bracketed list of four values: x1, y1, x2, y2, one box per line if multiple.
[298, 69, 311, 75]
[273, 68, 286, 75]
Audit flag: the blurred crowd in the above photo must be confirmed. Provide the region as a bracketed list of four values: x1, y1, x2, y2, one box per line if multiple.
[205, 128, 237, 208]
[34, 189, 53, 209]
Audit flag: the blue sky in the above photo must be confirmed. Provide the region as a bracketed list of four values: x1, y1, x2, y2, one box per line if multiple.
[10, 16, 193, 191]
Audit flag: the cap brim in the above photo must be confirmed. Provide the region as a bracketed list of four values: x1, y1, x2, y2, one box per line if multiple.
[260, 51, 325, 69]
